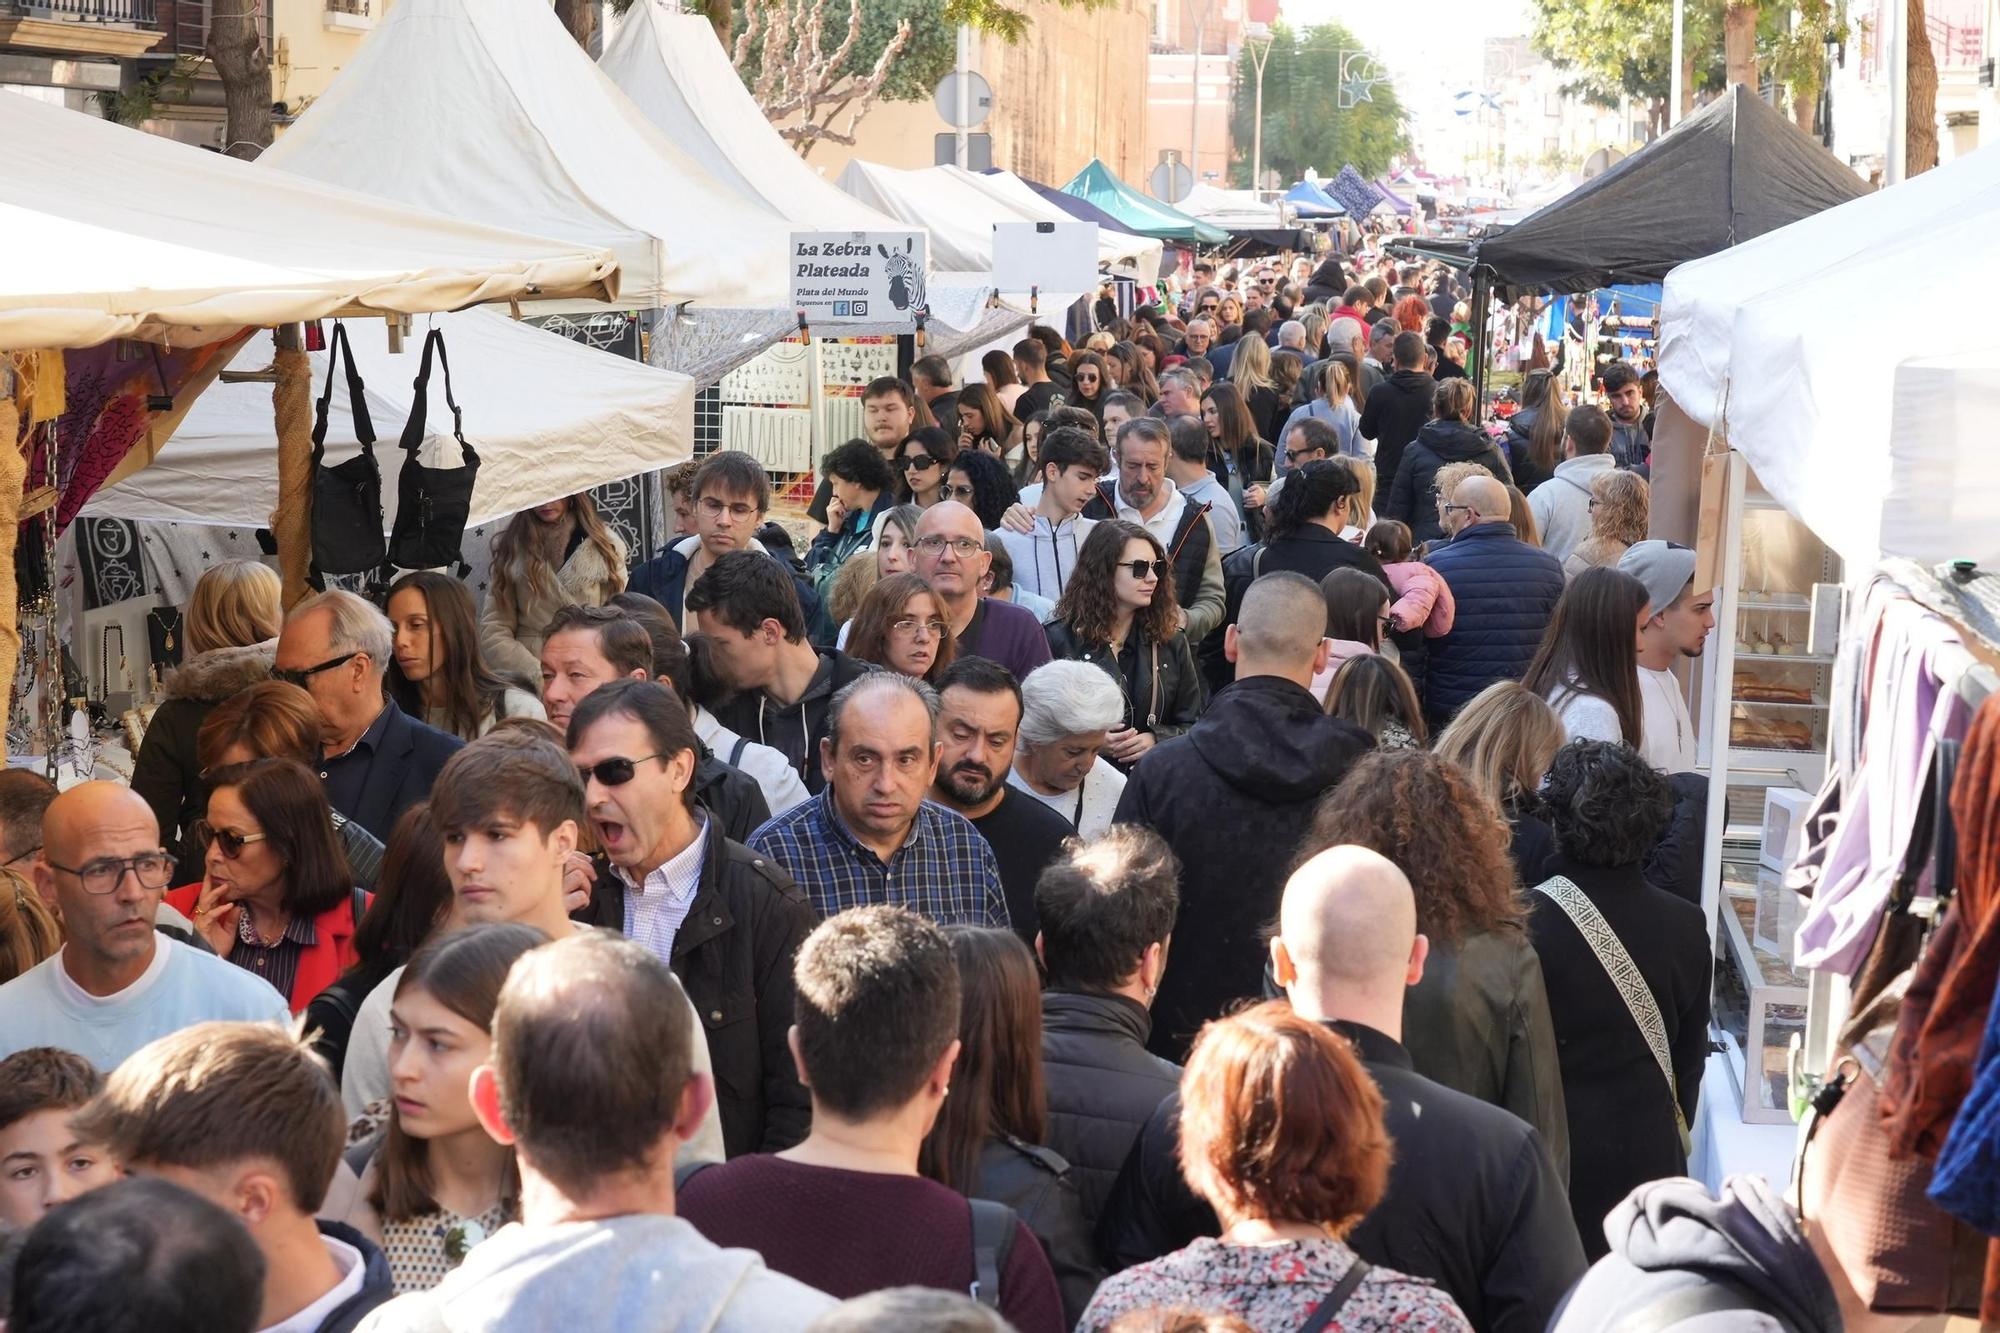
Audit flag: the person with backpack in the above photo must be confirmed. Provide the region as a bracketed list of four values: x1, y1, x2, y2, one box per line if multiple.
[678, 906, 1065, 1333]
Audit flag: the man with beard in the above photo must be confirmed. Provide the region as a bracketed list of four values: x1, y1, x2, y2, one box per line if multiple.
[804, 377, 918, 526]
[928, 658, 1072, 944]
[1600, 362, 1652, 472]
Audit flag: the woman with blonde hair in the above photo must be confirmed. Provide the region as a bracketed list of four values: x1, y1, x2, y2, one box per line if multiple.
[1432, 680, 1568, 887]
[479, 492, 627, 684]
[1077, 1002, 1469, 1332]
[0, 868, 61, 985]
[133, 558, 285, 883]
[1564, 470, 1650, 579]
[1229, 335, 1283, 444]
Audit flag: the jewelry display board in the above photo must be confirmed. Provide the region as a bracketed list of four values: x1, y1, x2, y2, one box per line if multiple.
[814, 337, 898, 460]
[718, 338, 813, 474]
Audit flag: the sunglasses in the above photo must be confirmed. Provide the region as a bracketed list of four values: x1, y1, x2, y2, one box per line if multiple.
[945, 483, 977, 502]
[191, 820, 268, 859]
[1122, 559, 1170, 580]
[903, 456, 939, 472]
[273, 650, 360, 688]
[577, 753, 669, 787]
[1284, 446, 1323, 464]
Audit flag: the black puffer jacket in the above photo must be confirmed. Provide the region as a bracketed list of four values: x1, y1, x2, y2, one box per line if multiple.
[1113, 677, 1371, 1060]
[1042, 622, 1204, 764]
[572, 831, 814, 1158]
[1040, 991, 1181, 1225]
[131, 640, 275, 883]
[1385, 418, 1515, 545]
[1205, 526, 1388, 693]
[974, 1135, 1104, 1327]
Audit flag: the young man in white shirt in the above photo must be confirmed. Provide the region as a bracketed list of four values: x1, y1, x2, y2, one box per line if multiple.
[995, 426, 1108, 603]
[1620, 541, 1715, 775]
[76, 1021, 394, 1333]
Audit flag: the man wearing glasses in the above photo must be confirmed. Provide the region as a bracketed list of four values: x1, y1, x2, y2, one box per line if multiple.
[630, 450, 834, 645]
[274, 590, 463, 843]
[910, 501, 1052, 683]
[566, 679, 813, 1157]
[0, 782, 287, 1066]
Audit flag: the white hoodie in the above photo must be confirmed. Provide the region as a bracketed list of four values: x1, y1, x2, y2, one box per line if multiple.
[995, 512, 1096, 603]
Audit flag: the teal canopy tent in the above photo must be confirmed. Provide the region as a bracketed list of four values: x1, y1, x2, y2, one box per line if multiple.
[1061, 159, 1230, 246]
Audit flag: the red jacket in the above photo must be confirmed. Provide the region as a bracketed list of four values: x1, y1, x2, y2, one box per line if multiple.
[162, 883, 367, 1014]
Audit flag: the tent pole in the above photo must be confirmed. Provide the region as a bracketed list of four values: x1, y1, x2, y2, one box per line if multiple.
[1470, 267, 1492, 411]
[269, 323, 315, 610]
[0, 387, 22, 760]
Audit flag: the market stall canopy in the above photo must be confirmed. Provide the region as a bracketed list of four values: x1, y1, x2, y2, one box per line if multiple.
[1282, 180, 1345, 219]
[87, 311, 693, 529]
[1473, 85, 1867, 293]
[836, 160, 1111, 274]
[0, 91, 617, 352]
[955, 168, 1163, 274]
[1177, 183, 1311, 254]
[260, 0, 794, 311]
[1061, 160, 1230, 245]
[1373, 180, 1415, 216]
[1658, 143, 2000, 572]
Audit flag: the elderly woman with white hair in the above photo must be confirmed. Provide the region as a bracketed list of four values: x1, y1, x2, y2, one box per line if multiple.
[1005, 660, 1128, 838]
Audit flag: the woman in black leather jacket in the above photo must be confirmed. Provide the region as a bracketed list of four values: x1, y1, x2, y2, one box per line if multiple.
[1043, 521, 1204, 773]
[920, 928, 1103, 1325]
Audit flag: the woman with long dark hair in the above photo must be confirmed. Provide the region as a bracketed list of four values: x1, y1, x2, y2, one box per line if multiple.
[1310, 567, 1391, 702]
[1070, 350, 1111, 423]
[388, 572, 545, 740]
[1306, 748, 1569, 1177]
[1324, 653, 1426, 750]
[1200, 381, 1274, 542]
[1521, 566, 1650, 750]
[1108, 341, 1159, 405]
[899, 427, 960, 508]
[945, 448, 1021, 530]
[955, 381, 1020, 459]
[320, 923, 545, 1292]
[1383, 378, 1512, 545]
[847, 573, 957, 684]
[1044, 521, 1203, 769]
[170, 757, 362, 1013]
[1503, 368, 1566, 493]
[920, 928, 1102, 1325]
[480, 492, 627, 684]
[984, 347, 1026, 415]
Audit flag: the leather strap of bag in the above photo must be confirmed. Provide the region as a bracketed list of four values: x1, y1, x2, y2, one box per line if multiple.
[1298, 1259, 1372, 1333]
[313, 323, 375, 461]
[399, 327, 476, 466]
[1532, 875, 1691, 1153]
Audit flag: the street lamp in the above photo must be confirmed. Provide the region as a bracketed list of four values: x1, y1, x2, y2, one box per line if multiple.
[1245, 22, 1274, 195]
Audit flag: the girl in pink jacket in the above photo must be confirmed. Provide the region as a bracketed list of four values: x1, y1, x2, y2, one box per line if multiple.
[1365, 520, 1455, 636]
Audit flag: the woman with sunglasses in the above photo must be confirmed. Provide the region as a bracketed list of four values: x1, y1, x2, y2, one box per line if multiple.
[899, 427, 959, 508]
[945, 449, 1021, 530]
[1069, 351, 1111, 424]
[387, 572, 545, 742]
[165, 756, 365, 1013]
[845, 573, 957, 684]
[1043, 521, 1203, 771]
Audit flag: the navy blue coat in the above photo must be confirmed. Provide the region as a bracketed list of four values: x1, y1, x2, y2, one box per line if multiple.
[628, 538, 834, 646]
[1422, 521, 1565, 726]
[334, 700, 464, 844]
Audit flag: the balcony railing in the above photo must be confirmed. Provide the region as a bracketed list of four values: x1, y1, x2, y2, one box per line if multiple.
[325, 0, 367, 14]
[7, 0, 157, 22]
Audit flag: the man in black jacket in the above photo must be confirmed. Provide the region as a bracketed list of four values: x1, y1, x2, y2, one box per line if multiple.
[1113, 572, 1370, 1061]
[1357, 331, 1438, 488]
[1097, 844, 1587, 1333]
[1036, 824, 1183, 1228]
[566, 679, 813, 1157]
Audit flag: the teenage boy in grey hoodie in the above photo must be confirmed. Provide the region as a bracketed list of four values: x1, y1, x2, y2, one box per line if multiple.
[355, 931, 833, 1333]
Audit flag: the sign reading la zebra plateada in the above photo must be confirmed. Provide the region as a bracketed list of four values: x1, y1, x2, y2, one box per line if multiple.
[789, 232, 929, 331]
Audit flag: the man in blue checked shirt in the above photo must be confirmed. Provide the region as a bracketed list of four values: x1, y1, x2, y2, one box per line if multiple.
[748, 675, 1008, 928]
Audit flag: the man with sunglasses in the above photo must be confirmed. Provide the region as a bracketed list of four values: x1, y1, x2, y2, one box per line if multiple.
[0, 782, 287, 1066]
[566, 680, 813, 1156]
[1422, 475, 1565, 729]
[630, 451, 833, 645]
[275, 590, 462, 843]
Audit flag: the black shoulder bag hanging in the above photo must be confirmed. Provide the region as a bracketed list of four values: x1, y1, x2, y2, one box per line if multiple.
[386, 327, 480, 576]
[309, 323, 388, 581]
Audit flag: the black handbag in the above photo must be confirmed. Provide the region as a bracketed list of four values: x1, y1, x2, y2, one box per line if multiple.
[309, 323, 388, 580]
[385, 328, 480, 575]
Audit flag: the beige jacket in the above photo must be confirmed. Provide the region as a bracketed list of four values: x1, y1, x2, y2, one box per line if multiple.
[479, 530, 627, 684]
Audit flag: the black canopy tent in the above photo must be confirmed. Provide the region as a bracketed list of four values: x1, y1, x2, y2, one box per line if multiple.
[1454, 85, 1869, 402]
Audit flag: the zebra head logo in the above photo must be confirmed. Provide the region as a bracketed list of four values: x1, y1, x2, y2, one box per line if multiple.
[877, 239, 927, 315]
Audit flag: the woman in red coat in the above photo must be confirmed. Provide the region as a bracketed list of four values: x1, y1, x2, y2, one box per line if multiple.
[163, 756, 366, 1013]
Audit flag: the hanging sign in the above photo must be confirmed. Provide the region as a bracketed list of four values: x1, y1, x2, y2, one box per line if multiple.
[789, 231, 929, 330]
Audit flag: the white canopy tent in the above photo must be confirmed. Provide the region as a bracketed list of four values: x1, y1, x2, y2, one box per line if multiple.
[0, 90, 617, 352]
[1659, 149, 2000, 571]
[837, 160, 1152, 276]
[261, 0, 793, 314]
[954, 169, 1164, 276]
[85, 311, 694, 530]
[1178, 182, 1286, 228]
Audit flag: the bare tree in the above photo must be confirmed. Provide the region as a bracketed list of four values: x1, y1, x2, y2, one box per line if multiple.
[208, 0, 271, 160]
[733, 0, 913, 158]
[1907, 0, 1939, 173]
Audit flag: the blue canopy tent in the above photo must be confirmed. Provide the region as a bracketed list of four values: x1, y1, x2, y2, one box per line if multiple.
[1283, 179, 1345, 220]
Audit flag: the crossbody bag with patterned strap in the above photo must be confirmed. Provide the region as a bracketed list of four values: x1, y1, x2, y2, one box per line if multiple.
[1531, 874, 1692, 1154]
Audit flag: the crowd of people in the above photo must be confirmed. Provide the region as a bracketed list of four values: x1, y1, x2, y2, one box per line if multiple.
[0, 250, 1847, 1333]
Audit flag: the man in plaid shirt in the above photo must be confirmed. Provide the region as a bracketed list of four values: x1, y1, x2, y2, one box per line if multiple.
[749, 675, 1008, 928]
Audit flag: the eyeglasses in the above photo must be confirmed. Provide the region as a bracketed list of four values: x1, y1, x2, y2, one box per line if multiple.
[890, 617, 950, 639]
[273, 650, 360, 688]
[903, 456, 940, 472]
[945, 483, 977, 502]
[698, 496, 759, 521]
[1122, 559, 1170, 580]
[577, 754, 669, 787]
[190, 820, 268, 859]
[1284, 446, 1323, 464]
[915, 535, 985, 559]
[1442, 503, 1473, 515]
[2, 844, 39, 869]
[46, 851, 174, 895]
